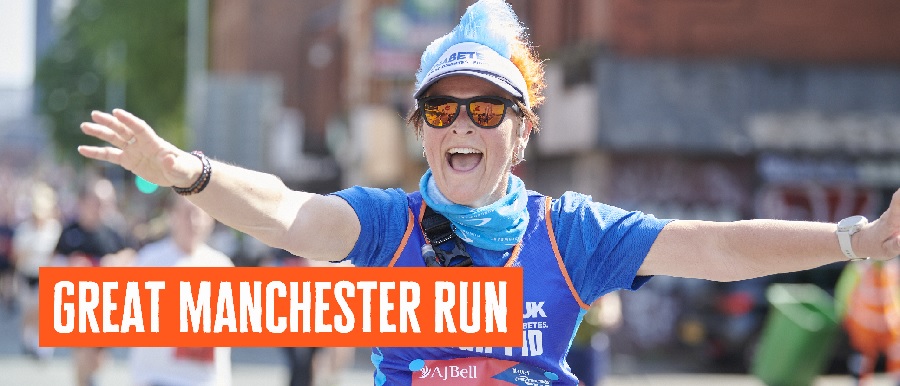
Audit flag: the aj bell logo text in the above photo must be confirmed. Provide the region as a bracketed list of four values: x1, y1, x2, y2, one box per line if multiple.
[419, 364, 477, 381]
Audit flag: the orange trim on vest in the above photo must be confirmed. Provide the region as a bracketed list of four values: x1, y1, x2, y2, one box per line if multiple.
[388, 208, 415, 267]
[417, 200, 427, 224]
[503, 244, 522, 267]
[544, 196, 590, 310]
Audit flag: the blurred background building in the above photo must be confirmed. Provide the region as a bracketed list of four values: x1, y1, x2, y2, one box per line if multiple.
[189, 0, 900, 218]
[2, 0, 900, 377]
[0, 0, 55, 172]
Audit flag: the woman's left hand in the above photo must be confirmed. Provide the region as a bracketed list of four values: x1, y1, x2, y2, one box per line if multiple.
[78, 109, 202, 188]
[862, 188, 900, 261]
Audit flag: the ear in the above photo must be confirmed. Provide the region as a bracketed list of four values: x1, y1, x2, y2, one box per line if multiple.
[518, 118, 533, 145]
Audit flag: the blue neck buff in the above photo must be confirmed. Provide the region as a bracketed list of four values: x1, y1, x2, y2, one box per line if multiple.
[419, 169, 529, 251]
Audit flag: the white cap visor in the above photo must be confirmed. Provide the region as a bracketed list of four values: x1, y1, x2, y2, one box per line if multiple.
[414, 42, 529, 107]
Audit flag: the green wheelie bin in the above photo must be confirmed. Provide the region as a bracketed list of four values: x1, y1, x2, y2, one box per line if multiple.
[752, 283, 839, 386]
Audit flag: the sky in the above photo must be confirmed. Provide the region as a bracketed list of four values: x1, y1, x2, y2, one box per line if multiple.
[0, 1, 36, 89]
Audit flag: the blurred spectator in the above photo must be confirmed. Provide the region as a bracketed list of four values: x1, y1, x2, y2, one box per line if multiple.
[310, 345, 354, 386]
[283, 346, 318, 386]
[55, 178, 134, 267]
[0, 193, 16, 311]
[278, 253, 355, 386]
[129, 193, 233, 386]
[282, 335, 355, 386]
[835, 259, 900, 385]
[54, 178, 135, 386]
[11, 182, 62, 360]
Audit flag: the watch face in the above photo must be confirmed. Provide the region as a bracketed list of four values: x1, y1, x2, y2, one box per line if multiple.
[839, 215, 867, 229]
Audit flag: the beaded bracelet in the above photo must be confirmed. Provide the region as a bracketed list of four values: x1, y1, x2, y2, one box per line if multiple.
[173, 151, 212, 196]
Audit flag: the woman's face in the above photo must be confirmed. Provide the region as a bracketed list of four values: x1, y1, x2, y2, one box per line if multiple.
[422, 75, 528, 208]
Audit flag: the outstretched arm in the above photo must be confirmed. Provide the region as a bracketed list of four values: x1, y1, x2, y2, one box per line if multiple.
[78, 109, 360, 262]
[638, 189, 900, 281]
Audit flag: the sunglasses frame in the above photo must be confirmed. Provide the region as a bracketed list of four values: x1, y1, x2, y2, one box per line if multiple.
[419, 95, 521, 129]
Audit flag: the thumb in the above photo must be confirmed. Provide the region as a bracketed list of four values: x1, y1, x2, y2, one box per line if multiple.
[164, 151, 205, 187]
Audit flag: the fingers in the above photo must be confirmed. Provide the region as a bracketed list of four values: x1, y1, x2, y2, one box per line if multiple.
[892, 188, 900, 210]
[112, 108, 155, 139]
[77, 145, 124, 164]
[80, 122, 130, 149]
[89, 109, 155, 148]
[874, 188, 900, 260]
[90, 110, 134, 145]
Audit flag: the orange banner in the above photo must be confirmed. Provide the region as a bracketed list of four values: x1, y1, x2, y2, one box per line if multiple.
[39, 267, 523, 348]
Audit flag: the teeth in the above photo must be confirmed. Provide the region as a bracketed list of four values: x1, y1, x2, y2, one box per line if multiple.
[448, 148, 482, 154]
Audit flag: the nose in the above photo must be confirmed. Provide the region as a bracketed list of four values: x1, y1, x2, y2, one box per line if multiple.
[452, 106, 474, 134]
[452, 125, 474, 135]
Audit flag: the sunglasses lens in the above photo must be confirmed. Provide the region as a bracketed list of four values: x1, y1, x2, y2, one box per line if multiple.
[422, 97, 511, 128]
[468, 99, 506, 127]
[423, 98, 459, 128]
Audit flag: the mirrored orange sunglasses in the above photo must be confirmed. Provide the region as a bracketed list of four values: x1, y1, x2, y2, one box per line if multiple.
[420, 96, 520, 129]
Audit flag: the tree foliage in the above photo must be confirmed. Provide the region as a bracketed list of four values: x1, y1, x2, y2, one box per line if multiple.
[35, 0, 188, 165]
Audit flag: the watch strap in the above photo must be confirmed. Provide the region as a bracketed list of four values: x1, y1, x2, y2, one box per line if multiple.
[836, 217, 868, 262]
[837, 231, 867, 261]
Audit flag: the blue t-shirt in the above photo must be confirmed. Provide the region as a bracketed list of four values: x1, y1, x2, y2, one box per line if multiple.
[332, 187, 671, 304]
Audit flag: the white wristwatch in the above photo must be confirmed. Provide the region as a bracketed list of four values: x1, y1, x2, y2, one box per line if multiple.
[836, 215, 869, 262]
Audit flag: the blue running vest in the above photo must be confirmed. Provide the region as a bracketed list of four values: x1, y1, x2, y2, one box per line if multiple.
[370, 192, 589, 386]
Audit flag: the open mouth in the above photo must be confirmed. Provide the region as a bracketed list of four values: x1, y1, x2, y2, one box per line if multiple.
[447, 147, 483, 172]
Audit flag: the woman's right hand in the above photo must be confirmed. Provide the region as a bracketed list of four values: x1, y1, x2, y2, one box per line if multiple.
[78, 109, 202, 188]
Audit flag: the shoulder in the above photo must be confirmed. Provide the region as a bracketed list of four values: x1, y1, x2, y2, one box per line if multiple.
[331, 186, 408, 204]
[550, 191, 659, 218]
[550, 191, 610, 210]
[548, 191, 671, 238]
[331, 186, 409, 218]
[330, 186, 412, 267]
[549, 191, 616, 221]
[330, 186, 411, 225]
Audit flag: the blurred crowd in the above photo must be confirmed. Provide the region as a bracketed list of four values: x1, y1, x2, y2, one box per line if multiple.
[0, 164, 353, 386]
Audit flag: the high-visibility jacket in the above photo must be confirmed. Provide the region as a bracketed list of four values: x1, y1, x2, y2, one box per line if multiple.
[845, 260, 900, 351]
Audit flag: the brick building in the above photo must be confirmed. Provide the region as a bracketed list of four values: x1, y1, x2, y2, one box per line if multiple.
[514, 0, 900, 224]
[196, 0, 346, 192]
[198, 0, 900, 216]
